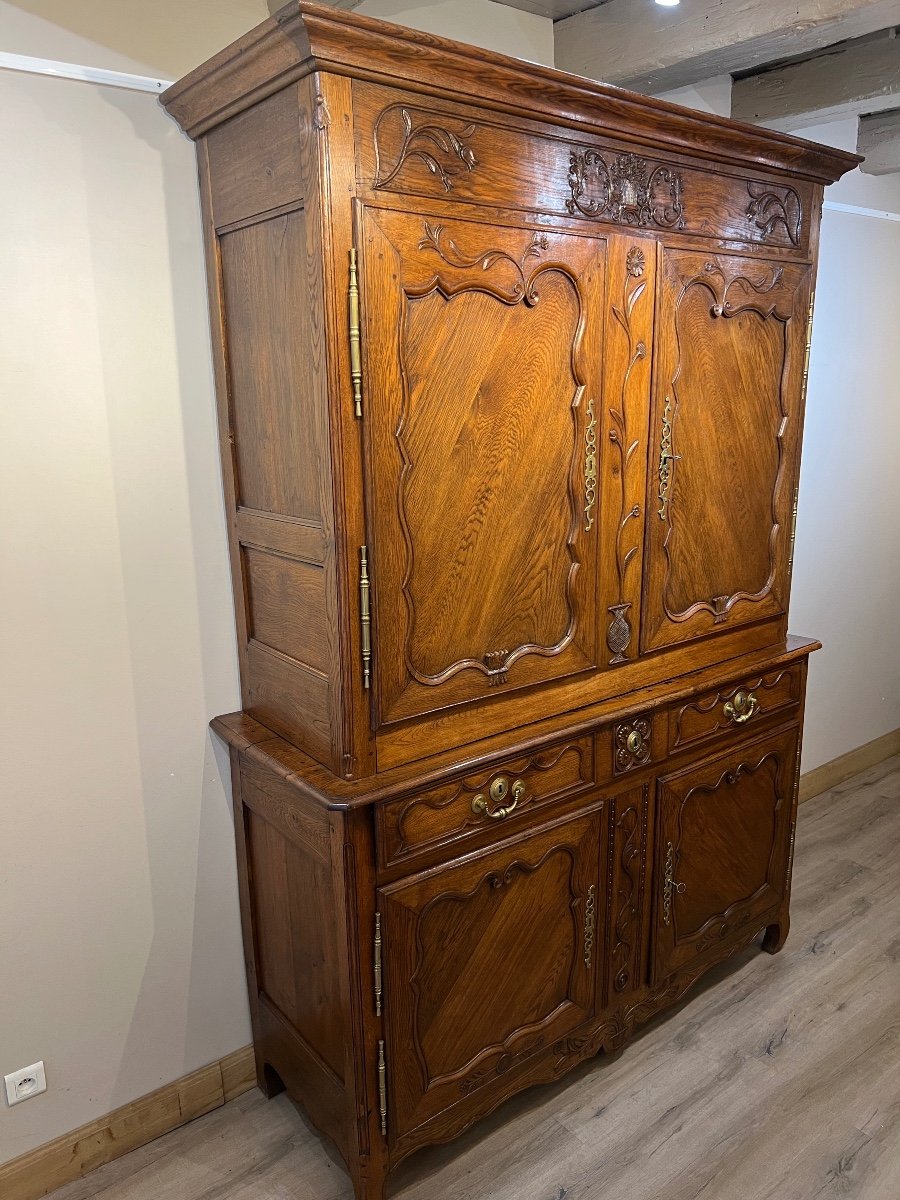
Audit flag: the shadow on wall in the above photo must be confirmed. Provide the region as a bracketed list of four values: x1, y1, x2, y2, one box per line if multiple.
[45, 74, 248, 1111]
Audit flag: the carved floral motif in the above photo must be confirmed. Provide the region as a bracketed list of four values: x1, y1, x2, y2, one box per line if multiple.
[567, 150, 685, 229]
[374, 106, 477, 192]
[614, 717, 652, 774]
[746, 181, 802, 247]
[607, 244, 648, 663]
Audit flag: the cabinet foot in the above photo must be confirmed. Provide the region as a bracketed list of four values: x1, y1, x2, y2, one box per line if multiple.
[762, 916, 790, 955]
[258, 1061, 285, 1099]
[350, 1168, 387, 1200]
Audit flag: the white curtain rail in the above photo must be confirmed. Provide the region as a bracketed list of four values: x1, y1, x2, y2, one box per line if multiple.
[0, 51, 172, 93]
[824, 199, 900, 223]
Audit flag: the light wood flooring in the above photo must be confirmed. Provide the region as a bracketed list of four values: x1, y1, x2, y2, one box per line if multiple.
[50, 755, 900, 1200]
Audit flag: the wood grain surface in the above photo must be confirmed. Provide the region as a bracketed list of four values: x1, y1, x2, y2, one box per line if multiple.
[41, 754, 900, 1200]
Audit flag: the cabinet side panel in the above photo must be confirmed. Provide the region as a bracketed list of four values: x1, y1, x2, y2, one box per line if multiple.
[199, 84, 343, 771]
[245, 797, 346, 1083]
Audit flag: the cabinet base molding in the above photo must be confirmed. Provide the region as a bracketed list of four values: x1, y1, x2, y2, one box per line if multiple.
[799, 727, 900, 804]
[0, 1047, 255, 1200]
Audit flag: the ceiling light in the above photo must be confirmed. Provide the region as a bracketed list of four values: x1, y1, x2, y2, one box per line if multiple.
[655, 0, 680, 6]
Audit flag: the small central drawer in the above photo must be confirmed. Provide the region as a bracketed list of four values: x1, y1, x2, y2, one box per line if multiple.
[667, 664, 803, 756]
[376, 736, 595, 872]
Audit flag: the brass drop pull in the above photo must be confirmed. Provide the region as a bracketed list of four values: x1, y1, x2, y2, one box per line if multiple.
[724, 690, 758, 725]
[472, 777, 525, 820]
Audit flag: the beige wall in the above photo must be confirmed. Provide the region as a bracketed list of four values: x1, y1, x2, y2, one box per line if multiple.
[0, 37, 250, 1168]
[2, 0, 268, 77]
[356, 0, 554, 65]
[786, 118, 900, 772]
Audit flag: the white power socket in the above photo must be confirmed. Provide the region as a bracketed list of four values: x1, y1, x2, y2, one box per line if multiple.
[4, 1062, 47, 1106]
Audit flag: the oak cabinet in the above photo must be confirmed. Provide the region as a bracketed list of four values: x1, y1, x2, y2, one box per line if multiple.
[162, 4, 857, 1197]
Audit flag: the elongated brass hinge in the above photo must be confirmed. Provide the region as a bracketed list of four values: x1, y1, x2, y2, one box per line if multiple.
[788, 484, 800, 573]
[348, 248, 363, 418]
[374, 912, 383, 1016]
[377, 1040, 387, 1137]
[359, 545, 371, 690]
[801, 289, 816, 407]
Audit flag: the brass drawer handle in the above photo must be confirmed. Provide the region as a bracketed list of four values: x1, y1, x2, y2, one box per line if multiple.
[724, 690, 758, 725]
[472, 777, 525, 820]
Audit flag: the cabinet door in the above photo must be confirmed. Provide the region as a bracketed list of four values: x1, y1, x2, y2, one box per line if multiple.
[642, 249, 812, 653]
[358, 207, 605, 728]
[379, 807, 604, 1140]
[652, 727, 797, 984]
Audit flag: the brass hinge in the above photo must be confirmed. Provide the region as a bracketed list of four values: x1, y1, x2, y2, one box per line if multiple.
[801, 288, 816, 407]
[788, 484, 800, 573]
[348, 248, 363, 418]
[374, 912, 383, 1016]
[359, 545, 371, 690]
[377, 1040, 388, 1137]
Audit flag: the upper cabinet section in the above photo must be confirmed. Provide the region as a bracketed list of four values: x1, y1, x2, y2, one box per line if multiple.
[353, 85, 816, 256]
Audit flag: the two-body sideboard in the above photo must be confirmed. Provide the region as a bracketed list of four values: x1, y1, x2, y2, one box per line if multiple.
[162, 6, 858, 1197]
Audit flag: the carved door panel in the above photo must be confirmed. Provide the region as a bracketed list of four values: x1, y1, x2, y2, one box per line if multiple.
[642, 249, 812, 653]
[357, 206, 605, 728]
[651, 726, 798, 984]
[378, 806, 604, 1140]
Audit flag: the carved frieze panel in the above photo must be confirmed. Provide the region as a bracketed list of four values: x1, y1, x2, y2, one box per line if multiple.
[355, 86, 812, 252]
[567, 150, 685, 229]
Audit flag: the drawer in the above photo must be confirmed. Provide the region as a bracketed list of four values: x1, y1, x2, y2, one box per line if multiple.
[667, 665, 803, 756]
[376, 736, 595, 872]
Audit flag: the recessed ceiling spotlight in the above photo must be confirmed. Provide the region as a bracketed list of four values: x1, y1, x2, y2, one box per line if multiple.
[655, 0, 680, 6]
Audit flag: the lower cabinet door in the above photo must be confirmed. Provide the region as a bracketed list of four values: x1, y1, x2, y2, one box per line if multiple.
[379, 805, 604, 1141]
[652, 727, 798, 984]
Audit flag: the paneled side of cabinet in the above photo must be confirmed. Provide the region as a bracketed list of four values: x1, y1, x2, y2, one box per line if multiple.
[199, 81, 345, 773]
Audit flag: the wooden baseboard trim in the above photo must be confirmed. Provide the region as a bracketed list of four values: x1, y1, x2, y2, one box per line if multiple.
[800, 727, 900, 804]
[0, 1045, 256, 1200]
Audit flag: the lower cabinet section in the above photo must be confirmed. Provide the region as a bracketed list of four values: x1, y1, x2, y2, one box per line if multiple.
[379, 805, 605, 1142]
[216, 658, 808, 1200]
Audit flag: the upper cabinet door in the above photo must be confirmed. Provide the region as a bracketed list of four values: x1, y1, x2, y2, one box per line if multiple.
[358, 206, 605, 728]
[642, 249, 812, 654]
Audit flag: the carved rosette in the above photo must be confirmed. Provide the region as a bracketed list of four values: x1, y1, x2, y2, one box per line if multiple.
[614, 718, 652, 774]
[567, 149, 685, 229]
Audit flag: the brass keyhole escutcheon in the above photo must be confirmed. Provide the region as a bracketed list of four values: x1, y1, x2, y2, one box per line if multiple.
[490, 777, 509, 803]
[472, 777, 526, 820]
[626, 730, 644, 756]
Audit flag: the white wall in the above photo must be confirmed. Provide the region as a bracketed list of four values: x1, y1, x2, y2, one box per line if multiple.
[0, 26, 250, 1167]
[788, 119, 900, 771]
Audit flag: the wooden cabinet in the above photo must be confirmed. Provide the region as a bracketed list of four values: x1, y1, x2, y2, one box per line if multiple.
[163, 5, 857, 1197]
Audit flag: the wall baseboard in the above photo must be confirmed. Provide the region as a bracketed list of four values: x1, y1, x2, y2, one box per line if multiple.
[0, 1046, 256, 1200]
[800, 727, 900, 804]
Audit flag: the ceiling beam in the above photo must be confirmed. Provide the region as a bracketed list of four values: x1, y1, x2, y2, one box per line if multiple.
[732, 30, 900, 131]
[858, 106, 900, 170]
[555, 0, 900, 96]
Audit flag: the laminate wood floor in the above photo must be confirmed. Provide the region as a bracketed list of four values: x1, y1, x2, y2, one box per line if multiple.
[50, 755, 900, 1200]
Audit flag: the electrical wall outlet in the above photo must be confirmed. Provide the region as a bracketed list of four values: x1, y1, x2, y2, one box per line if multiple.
[4, 1062, 47, 1106]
